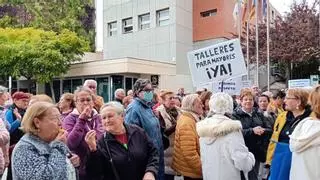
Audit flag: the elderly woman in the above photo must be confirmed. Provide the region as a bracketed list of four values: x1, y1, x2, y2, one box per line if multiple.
[58, 93, 75, 120]
[197, 92, 255, 180]
[28, 94, 53, 105]
[199, 91, 212, 118]
[289, 85, 320, 180]
[266, 88, 312, 180]
[11, 102, 80, 180]
[156, 90, 181, 180]
[125, 78, 164, 180]
[172, 94, 203, 180]
[5, 92, 30, 146]
[0, 86, 9, 177]
[0, 86, 10, 130]
[232, 88, 272, 180]
[63, 86, 104, 180]
[85, 102, 159, 180]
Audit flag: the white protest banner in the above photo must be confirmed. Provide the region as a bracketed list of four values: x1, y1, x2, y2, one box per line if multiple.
[212, 77, 251, 95]
[288, 79, 311, 89]
[187, 39, 247, 87]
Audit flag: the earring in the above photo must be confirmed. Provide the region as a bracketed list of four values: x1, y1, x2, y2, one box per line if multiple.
[296, 105, 300, 110]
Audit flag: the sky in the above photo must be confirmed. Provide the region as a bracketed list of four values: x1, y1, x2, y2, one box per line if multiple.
[270, 0, 317, 15]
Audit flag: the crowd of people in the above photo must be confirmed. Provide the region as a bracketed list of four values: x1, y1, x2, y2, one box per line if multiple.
[0, 79, 319, 180]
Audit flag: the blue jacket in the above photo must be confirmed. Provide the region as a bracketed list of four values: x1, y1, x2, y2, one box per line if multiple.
[125, 98, 164, 180]
[11, 134, 69, 180]
[125, 98, 163, 151]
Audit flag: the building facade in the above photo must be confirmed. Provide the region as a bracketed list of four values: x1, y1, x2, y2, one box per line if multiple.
[37, 0, 281, 102]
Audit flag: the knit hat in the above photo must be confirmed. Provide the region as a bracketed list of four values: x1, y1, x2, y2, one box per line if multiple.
[209, 92, 233, 115]
[12, 92, 29, 100]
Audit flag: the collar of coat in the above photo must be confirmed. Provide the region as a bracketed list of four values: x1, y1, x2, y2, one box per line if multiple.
[70, 108, 98, 116]
[103, 124, 139, 142]
[156, 104, 181, 119]
[20, 134, 68, 156]
[196, 114, 242, 138]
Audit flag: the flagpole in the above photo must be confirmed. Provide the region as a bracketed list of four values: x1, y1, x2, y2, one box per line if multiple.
[246, 1, 250, 81]
[267, 0, 270, 91]
[255, 0, 259, 86]
[238, 0, 241, 40]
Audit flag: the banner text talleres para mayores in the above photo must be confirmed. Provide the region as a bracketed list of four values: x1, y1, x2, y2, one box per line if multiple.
[194, 43, 236, 79]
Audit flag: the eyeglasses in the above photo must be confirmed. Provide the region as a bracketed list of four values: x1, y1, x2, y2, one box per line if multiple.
[77, 98, 92, 103]
[142, 88, 153, 93]
[285, 96, 297, 100]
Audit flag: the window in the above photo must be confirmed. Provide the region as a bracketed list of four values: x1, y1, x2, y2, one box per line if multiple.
[122, 17, 133, 33]
[108, 21, 117, 36]
[138, 13, 150, 30]
[272, 10, 275, 20]
[111, 75, 124, 100]
[157, 8, 169, 26]
[200, 9, 217, 17]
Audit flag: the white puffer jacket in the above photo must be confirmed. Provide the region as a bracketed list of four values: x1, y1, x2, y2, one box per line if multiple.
[290, 117, 320, 180]
[196, 114, 255, 180]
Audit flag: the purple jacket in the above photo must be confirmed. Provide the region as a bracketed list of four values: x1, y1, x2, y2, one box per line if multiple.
[62, 108, 104, 179]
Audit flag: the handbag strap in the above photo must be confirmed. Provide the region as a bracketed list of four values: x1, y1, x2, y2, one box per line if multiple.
[104, 134, 121, 180]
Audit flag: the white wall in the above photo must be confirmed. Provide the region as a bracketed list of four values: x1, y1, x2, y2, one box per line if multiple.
[103, 0, 193, 74]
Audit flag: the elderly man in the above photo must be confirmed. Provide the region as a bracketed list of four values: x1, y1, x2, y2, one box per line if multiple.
[83, 79, 104, 112]
[114, 88, 125, 104]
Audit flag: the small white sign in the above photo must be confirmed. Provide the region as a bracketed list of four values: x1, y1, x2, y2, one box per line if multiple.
[288, 79, 311, 89]
[212, 77, 252, 95]
[187, 39, 247, 87]
[310, 75, 319, 86]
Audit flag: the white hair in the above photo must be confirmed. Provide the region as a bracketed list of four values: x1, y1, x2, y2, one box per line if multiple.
[101, 101, 125, 115]
[83, 79, 97, 87]
[209, 92, 233, 115]
[114, 88, 125, 98]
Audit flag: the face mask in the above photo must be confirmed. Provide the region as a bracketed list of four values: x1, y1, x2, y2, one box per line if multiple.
[143, 91, 153, 102]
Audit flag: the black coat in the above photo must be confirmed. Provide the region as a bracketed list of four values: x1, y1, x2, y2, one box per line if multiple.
[86, 124, 159, 180]
[232, 107, 272, 162]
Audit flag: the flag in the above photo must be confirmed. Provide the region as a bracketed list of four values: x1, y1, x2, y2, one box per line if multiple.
[263, 0, 267, 17]
[233, 0, 240, 27]
[241, 0, 248, 22]
[249, 0, 256, 19]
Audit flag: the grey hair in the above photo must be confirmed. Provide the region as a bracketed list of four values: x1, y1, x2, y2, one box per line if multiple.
[100, 101, 125, 115]
[114, 88, 125, 98]
[133, 79, 151, 97]
[73, 86, 95, 102]
[181, 94, 199, 112]
[83, 79, 97, 87]
[0, 85, 8, 94]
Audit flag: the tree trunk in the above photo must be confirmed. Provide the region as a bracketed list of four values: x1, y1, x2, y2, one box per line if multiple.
[50, 81, 56, 103]
[284, 61, 290, 86]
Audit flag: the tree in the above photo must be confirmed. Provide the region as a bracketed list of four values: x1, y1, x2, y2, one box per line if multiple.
[240, 0, 320, 81]
[0, 0, 95, 50]
[0, 27, 89, 100]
